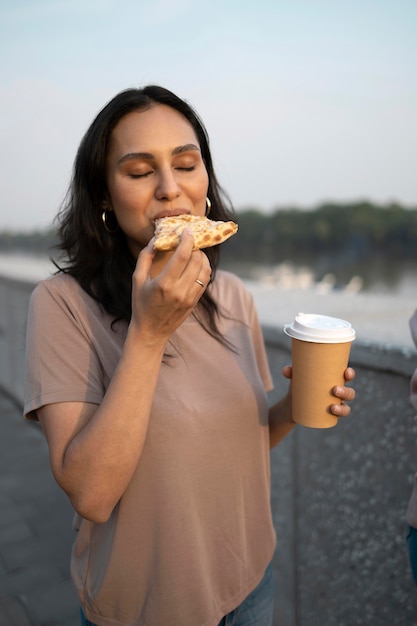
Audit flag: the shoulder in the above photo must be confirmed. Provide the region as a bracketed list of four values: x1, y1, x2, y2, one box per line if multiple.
[29, 273, 98, 318]
[32, 272, 80, 298]
[33, 273, 92, 300]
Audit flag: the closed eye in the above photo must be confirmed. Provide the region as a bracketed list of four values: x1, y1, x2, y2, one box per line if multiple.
[130, 171, 153, 179]
[129, 165, 195, 178]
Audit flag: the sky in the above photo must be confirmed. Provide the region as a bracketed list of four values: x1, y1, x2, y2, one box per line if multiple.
[0, 0, 416, 231]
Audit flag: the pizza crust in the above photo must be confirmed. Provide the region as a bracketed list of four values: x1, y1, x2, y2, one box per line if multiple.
[153, 214, 238, 251]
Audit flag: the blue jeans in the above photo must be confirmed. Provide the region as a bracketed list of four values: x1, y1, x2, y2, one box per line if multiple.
[218, 562, 275, 626]
[407, 525, 417, 586]
[80, 607, 96, 626]
[80, 562, 274, 626]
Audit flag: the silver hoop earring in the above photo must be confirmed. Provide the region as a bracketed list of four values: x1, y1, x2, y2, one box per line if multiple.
[101, 210, 119, 233]
[205, 197, 212, 216]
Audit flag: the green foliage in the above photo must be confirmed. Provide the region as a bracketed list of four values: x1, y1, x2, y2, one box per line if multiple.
[1, 202, 416, 270]
[223, 201, 417, 264]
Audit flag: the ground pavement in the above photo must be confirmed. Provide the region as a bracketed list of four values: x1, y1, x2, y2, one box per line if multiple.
[0, 393, 78, 626]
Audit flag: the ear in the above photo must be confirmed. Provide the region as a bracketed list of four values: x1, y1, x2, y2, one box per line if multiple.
[102, 195, 112, 211]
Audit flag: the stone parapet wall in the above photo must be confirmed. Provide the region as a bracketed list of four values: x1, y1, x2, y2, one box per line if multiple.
[0, 275, 35, 406]
[263, 325, 417, 625]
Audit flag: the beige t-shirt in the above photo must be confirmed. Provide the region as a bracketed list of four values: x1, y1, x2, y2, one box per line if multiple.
[24, 270, 276, 626]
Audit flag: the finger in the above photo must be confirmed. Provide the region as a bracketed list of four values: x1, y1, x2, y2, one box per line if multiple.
[344, 367, 355, 381]
[330, 401, 351, 417]
[176, 244, 211, 287]
[194, 256, 212, 288]
[177, 228, 196, 252]
[163, 230, 196, 280]
[180, 227, 195, 246]
[282, 365, 292, 380]
[333, 385, 356, 402]
[134, 238, 156, 284]
[194, 278, 207, 290]
[157, 231, 211, 300]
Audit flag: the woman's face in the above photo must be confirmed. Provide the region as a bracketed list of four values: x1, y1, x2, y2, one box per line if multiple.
[105, 104, 209, 256]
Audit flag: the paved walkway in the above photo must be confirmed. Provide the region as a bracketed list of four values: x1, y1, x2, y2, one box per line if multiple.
[0, 393, 79, 626]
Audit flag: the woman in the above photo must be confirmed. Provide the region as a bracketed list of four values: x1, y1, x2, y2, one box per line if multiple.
[406, 309, 417, 586]
[24, 85, 356, 626]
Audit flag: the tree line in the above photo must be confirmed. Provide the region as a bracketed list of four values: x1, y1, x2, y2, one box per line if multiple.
[221, 201, 417, 265]
[1, 201, 416, 267]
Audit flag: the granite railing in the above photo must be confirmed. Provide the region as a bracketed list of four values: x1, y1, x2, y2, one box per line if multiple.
[1, 273, 417, 625]
[0, 275, 35, 406]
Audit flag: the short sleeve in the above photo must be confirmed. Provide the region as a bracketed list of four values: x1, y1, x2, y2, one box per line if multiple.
[24, 278, 104, 420]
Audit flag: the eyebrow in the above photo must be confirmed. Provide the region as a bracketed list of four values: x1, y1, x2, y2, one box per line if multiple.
[117, 143, 201, 165]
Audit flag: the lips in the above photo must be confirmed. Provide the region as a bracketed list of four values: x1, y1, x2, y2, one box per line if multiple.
[153, 209, 191, 222]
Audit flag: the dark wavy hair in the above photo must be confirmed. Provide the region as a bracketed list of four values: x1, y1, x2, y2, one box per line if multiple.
[55, 85, 236, 343]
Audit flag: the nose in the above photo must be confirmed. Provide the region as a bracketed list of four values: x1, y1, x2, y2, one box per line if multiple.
[155, 168, 181, 201]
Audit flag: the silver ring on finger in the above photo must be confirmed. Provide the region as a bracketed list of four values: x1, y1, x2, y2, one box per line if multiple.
[195, 279, 205, 288]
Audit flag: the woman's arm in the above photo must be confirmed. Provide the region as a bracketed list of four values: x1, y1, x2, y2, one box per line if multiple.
[38, 324, 166, 524]
[38, 232, 211, 524]
[268, 366, 356, 449]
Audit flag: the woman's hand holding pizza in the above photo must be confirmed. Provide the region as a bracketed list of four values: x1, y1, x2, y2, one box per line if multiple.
[130, 230, 211, 343]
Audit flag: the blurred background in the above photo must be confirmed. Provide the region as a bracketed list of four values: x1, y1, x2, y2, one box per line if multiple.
[0, 0, 416, 297]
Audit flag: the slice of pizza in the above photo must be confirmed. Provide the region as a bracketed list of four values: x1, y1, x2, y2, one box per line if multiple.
[153, 214, 238, 251]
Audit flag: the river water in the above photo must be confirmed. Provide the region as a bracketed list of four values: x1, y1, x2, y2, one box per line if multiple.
[1, 253, 417, 349]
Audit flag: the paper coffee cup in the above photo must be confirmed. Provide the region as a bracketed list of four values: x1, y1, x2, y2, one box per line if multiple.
[284, 313, 356, 428]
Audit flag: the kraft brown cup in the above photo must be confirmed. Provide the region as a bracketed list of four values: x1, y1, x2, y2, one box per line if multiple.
[284, 313, 356, 429]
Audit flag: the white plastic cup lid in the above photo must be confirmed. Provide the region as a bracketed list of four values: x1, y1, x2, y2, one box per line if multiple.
[284, 313, 356, 343]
